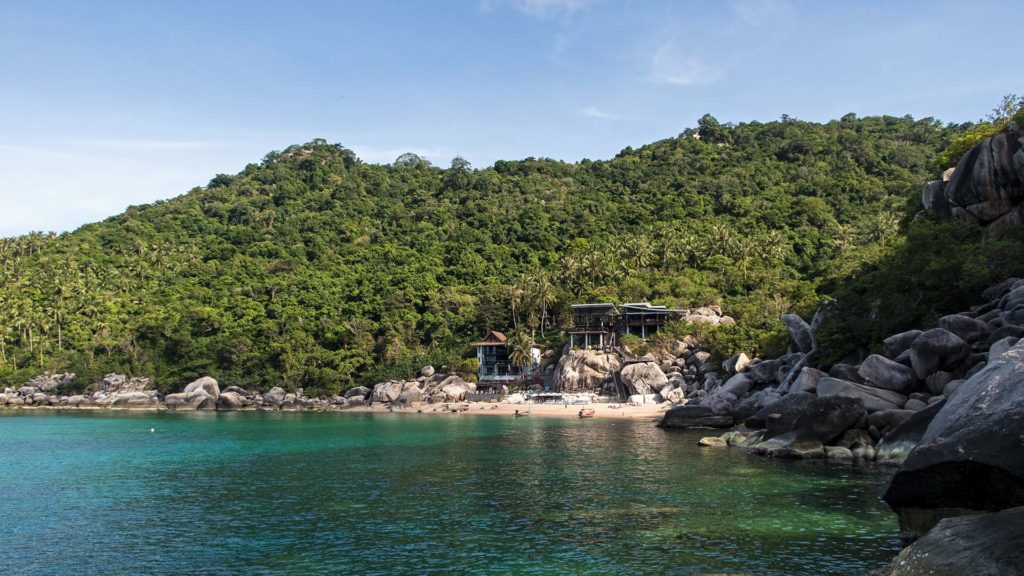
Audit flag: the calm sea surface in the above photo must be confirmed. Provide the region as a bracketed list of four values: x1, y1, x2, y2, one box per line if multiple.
[0, 410, 899, 575]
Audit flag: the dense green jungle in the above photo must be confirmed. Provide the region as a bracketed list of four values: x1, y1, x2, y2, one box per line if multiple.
[4, 105, 1024, 395]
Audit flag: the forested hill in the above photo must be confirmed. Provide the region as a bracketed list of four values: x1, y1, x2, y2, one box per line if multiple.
[0, 114, 974, 393]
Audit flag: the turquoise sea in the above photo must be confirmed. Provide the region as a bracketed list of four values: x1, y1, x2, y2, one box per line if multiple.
[0, 411, 899, 575]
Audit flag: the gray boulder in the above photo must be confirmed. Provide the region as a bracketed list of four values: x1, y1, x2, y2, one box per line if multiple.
[749, 395, 866, 460]
[64, 394, 88, 406]
[924, 371, 955, 395]
[183, 376, 220, 400]
[657, 405, 734, 429]
[620, 362, 668, 395]
[943, 127, 1024, 210]
[867, 409, 915, 433]
[747, 358, 782, 385]
[216, 391, 246, 410]
[781, 314, 813, 353]
[397, 387, 424, 404]
[721, 353, 750, 375]
[875, 399, 945, 465]
[745, 391, 814, 434]
[909, 328, 970, 379]
[749, 430, 825, 459]
[420, 365, 435, 378]
[816, 377, 906, 412]
[884, 331, 922, 361]
[718, 373, 753, 398]
[988, 336, 1019, 362]
[788, 367, 825, 394]
[937, 314, 992, 343]
[344, 386, 371, 400]
[921, 180, 951, 218]
[828, 363, 863, 383]
[884, 340, 1024, 538]
[371, 381, 405, 403]
[165, 391, 214, 410]
[111, 391, 158, 407]
[433, 381, 470, 402]
[858, 354, 917, 394]
[888, 506, 1024, 576]
[264, 387, 286, 407]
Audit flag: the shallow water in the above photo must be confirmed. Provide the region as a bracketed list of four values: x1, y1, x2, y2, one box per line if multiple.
[0, 410, 899, 575]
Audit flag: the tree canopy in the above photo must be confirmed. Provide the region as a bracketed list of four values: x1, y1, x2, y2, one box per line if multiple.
[0, 114, 982, 394]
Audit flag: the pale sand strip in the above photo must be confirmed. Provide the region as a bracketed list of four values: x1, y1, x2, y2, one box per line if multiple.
[349, 401, 670, 420]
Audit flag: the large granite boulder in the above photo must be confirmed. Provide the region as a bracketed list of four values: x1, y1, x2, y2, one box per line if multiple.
[721, 353, 750, 375]
[884, 340, 1024, 538]
[748, 396, 865, 460]
[264, 387, 286, 407]
[888, 506, 1024, 576]
[908, 329, 970, 380]
[164, 391, 214, 410]
[858, 354, 917, 394]
[875, 399, 945, 465]
[921, 180, 951, 218]
[816, 377, 906, 412]
[619, 362, 668, 395]
[111, 391, 159, 407]
[883, 330, 923, 360]
[942, 126, 1024, 217]
[397, 387, 424, 404]
[781, 313, 813, 353]
[216, 391, 246, 411]
[553, 350, 620, 392]
[937, 314, 993, 344]
[183, 376, 220, 401]
[787, 367, 826, 394]
[748, 430, 825, 459]
[718, 373, 753, 398]
[745, 391, 814, 435]
[371, 381, 405, 403]
[792, 395, 866, 444]
[657, 405, 734, 429]
[344, 386, 372, 400]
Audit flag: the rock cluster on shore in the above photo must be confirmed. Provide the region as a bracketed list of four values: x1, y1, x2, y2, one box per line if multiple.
[654, 277, 1024, 574]
[0, 364, 487, 413]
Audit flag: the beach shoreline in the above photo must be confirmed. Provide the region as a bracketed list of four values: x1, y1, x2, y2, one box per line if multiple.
[0, 400, 671, 421]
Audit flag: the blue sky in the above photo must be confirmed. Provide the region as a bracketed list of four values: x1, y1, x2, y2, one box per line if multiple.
[0, 0, 1020, 237]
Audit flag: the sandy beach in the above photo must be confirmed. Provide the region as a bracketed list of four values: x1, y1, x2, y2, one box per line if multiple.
[354, 400, 671, 421]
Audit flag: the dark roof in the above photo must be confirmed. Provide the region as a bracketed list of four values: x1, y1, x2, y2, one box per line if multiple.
[571, 303, 619, 314]
[621, 302, 686, 314]
[472, 330, 508, 347]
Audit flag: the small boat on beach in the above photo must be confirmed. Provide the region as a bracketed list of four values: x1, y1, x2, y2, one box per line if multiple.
[514, 408, 531, 418]
[578, 409, 595, 418]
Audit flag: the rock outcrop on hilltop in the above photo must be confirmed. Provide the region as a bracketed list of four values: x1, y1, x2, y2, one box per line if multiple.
[921, 123, 1024, 232]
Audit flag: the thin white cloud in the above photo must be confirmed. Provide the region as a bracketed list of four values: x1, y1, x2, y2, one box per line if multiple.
[579, 105, 616, 119]
[480, 0, 598, 18]
[732, 0, 793, 27]
[650, 42, 722, 86]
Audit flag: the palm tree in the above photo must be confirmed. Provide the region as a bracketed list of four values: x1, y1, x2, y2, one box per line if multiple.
[622, 233, 654, 272]
[527, 270, 556, 337]
[506, 330, 534, 382]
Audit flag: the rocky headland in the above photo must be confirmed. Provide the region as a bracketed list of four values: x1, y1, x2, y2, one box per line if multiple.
[656, 126, 1024, 575]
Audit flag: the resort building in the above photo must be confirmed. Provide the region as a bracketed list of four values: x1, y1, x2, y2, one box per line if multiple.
[473, 331, 542, 391]
[568, 303, 620, 349]
[621, 302, 685, 339]
[569, 301, 686, 349]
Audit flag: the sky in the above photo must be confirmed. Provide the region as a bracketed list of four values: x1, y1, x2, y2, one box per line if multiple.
[0, 0, 1020, 237]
